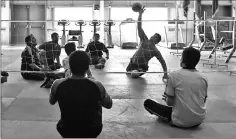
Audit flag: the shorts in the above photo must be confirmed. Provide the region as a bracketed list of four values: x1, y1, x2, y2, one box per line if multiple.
[126, 58, 149, 72]
[90, 56, 106, 65]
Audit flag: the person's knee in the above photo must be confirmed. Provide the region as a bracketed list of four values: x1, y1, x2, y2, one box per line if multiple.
[144, 99, 153, 107]
[99, 57, 106, 64]
[91, 58, 99, 65]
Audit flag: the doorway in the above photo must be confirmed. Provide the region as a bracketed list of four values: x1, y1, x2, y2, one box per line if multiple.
[11, 5, 45, 45]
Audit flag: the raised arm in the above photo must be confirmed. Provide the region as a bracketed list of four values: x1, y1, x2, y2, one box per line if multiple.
[138, 7, 148, 41]
[154, 49, 168, 79]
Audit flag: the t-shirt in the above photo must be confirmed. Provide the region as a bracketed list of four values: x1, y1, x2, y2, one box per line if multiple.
[85, 41, 108, 57]
[38, 41, 61, 70]
[49, 77, 112, 128]
[62, 56, 70, 77]
[21, 46, 41, 71]
[166, 68, 208, 127]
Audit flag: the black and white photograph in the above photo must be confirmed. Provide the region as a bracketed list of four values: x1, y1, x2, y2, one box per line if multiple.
[0, 0, 236, 138]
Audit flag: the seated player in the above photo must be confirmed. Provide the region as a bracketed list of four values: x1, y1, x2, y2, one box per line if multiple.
[144, 47, 208, 128]
[38, 32, 61, 71]
[126, 6, 168, 79]
[85, 33, 109, 69]
[63, 42, 93, 78]
[21, 34, 46, 81]
[49, 50, 113, 138]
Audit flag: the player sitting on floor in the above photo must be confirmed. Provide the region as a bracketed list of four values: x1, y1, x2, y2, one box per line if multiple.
[144, 47, 208, 128]
[38, 32, 62, 71]
[126, 6, 168, 79]
[21, 34, 46, 81]
[49, 50, 113, 138]
[63, 42, 94, 78]
[85, 33, 109, 69]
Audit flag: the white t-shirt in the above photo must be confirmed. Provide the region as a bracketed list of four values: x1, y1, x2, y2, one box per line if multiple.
[166, 68, 208, 127]
[62, 56, 70, 77]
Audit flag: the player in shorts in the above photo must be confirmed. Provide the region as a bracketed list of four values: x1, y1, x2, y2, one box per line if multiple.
[126, 6, 168, 80]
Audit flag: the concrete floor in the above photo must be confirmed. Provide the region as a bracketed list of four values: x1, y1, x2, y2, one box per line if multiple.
[1, 44, 236, 138]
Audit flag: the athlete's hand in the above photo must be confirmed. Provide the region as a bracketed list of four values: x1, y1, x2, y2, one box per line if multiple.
[162, 93, 167, 101]
[139, 6, 146, 14]
[162, 74, 168, 85]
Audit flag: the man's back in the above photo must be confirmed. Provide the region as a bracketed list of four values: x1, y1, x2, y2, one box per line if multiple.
[169, 68, 208, 127]
[54, 78, 106, 128]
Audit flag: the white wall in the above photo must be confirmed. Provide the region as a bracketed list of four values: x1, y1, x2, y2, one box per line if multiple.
[1, 0, 10, 44]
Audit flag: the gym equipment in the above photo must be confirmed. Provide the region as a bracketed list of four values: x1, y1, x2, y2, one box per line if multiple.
[75, 20, 87, 48]
[119, 18, 138, 49]
[207, 17, 235, 63]
[89, 19, 101, 37]
[132, 2, 142, 12]
[67, 30, 81, 47]
[104, 20, 115, 48]
[195, 12, 216, 52]
[169, 1, 186, 56]
[58, 20, 70, 46]
[202, 20, 228, 68]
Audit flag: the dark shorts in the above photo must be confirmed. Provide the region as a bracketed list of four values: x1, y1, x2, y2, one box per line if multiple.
[90, 56, 106, 65]
[126, 58, 149, 72]
[56, 121, 103, 138]
[48, 62, 61, 71]
[21, 72, 45, 81]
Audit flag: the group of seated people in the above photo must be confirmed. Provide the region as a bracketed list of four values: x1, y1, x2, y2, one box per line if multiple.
[20, 32, 109, 87]
[48, 46, 208, 138]
[19, 32, 208, 138]
[19, 8, 208, 137]
[18, 8, 208, 137]
[2, 6, 208, 138]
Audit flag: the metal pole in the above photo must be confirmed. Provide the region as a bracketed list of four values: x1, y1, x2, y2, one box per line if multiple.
[0, 0, 2, 136]
[214, 21, 218, 65]
[186, 13, 188, 47]
[1, 19, 236, 23]
[119, 24, 121, 47]
[176, 1, 179, 54]
[204, 11, 206, 44]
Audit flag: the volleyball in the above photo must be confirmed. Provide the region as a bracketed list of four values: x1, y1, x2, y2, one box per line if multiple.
[131, 70, 140, 78]
[132, 2, 142, 12]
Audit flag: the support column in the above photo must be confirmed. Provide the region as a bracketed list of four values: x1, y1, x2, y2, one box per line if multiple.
[45, 4, 47, 42]
[100, 0, 105, 43]
[0, 0, 2, 137]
